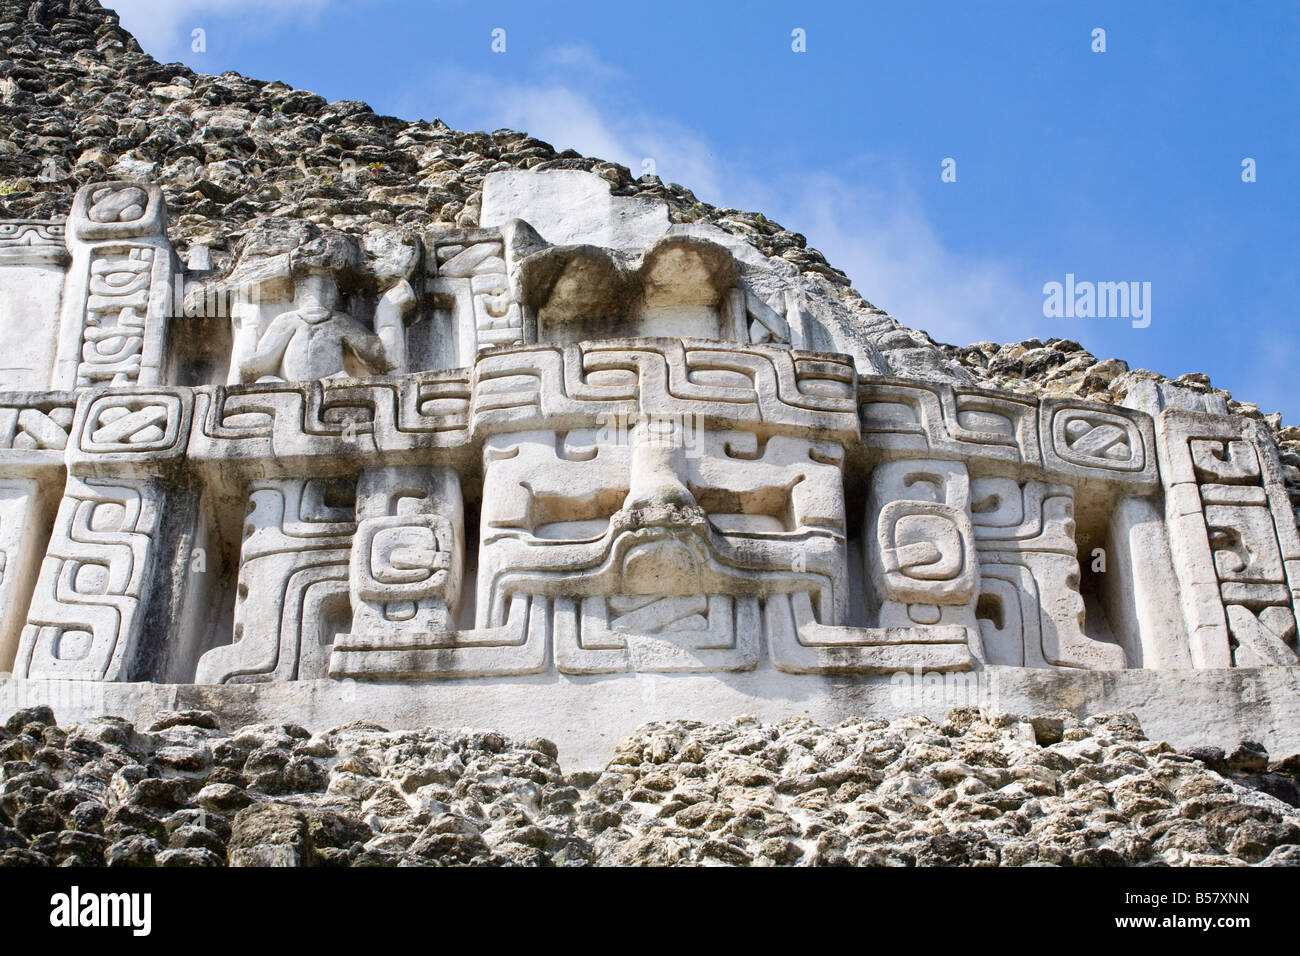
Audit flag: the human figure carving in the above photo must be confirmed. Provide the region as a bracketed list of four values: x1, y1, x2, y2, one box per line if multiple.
[238, 275, 394, 383]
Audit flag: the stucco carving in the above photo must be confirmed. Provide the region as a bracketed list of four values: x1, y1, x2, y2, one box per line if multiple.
[0, 174, 1293, 707]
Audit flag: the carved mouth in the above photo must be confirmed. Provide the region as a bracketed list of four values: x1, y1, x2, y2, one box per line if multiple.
[332, 584, 975, 680]
[486, 586, 834, 674]
[606, 592, 719, 633]
[551, 591, 764, 673]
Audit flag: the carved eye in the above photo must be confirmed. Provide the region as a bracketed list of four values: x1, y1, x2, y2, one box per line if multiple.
[530, 488, 625, 541]
[1208, 528, 1242, 552]
[694, 485, 795, 534]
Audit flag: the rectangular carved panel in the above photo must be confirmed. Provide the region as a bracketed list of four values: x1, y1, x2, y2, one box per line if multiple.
[970, 478, 1125, 669]
[196, 477, 355, 683]
[52, 183, 174, 391]
[16, 476, 161, 680]
[1157, 410, 1300, 668]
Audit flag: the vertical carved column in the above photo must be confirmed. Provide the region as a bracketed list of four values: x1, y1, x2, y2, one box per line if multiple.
[196, 477, 355, 683]
[17, 386, 212, 682]
[1158, 410, 1300, 667]
[15, 476, 163, 680]
[348, 465, 463, 638]
[52, 182, 174, 390]
[866, 460, 979, 634]
[428, 232, 524, 365]
[761, 453, 975, 674]
[331, 445, 542, 680]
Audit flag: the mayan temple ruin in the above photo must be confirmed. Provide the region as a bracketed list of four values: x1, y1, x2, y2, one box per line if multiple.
[0, 1, 1296, 869]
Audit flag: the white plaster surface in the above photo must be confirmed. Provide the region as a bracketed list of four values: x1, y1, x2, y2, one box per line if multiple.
[3, 668, 1298, 770]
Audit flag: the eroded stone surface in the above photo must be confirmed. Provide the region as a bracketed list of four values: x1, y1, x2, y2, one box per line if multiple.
[1, 706, 1297, 867]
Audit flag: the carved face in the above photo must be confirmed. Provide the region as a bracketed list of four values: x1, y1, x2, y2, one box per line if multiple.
[866, 461, 977, 626]
[476, 422, 847, 667]
[87, 185, 149, 224]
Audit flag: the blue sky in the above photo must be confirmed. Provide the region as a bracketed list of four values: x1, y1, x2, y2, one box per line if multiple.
[109, 1, 1300, 421]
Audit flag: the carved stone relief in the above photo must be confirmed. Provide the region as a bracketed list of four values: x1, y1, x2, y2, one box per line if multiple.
[52, 182, 174, 391]
[0, 175, 1293, 701]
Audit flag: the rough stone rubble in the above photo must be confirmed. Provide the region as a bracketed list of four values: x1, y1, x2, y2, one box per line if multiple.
[1, 706, 1297, 867]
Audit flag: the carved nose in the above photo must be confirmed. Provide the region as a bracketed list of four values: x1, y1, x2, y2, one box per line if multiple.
[623, 429, 697, 513]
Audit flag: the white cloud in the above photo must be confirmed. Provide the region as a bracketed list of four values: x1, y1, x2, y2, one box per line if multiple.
[782, 174, 1038, 347]
[421, 67, 727, 202]
[106, 0, 332, 60]
[105, 0, 1034, 349]
[414, 68, 1030, 348]
[536, 44, 625, 79]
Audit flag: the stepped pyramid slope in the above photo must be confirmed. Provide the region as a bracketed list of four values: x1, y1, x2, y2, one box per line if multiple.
[2, 1, 1292, 434]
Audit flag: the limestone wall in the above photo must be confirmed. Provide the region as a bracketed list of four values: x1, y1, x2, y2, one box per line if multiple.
[0, 173, 1294, 762]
